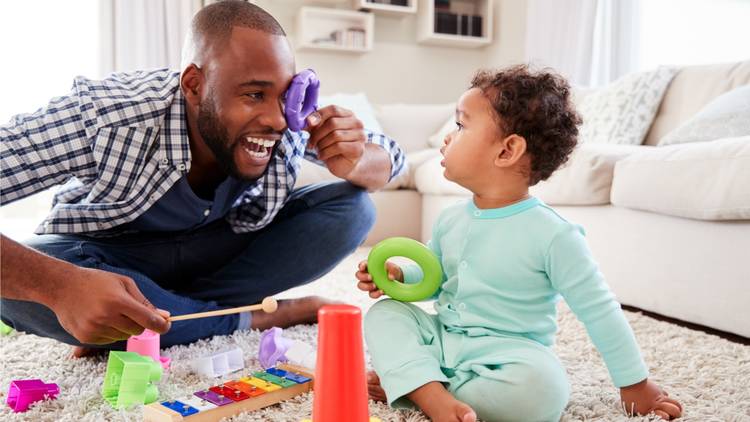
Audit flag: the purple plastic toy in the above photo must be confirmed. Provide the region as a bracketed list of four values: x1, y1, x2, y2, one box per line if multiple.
[284, 69, 320, 132]
[6, 379, 59, 412]
[258, 327, 294, 369]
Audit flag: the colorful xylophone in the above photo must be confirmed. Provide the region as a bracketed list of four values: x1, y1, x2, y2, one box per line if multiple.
[143, 363, 314, 422]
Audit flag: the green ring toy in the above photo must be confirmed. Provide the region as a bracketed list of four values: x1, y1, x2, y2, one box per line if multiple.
[367, 237, 442, 302]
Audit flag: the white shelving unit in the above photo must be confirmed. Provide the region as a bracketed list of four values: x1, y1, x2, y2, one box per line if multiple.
[417, 0, 493, 48]
[296, 7, 374, 53]
[353, 0, 417, 16]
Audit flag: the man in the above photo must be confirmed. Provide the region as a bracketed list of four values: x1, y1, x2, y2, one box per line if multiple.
[0, 1, 404, 356]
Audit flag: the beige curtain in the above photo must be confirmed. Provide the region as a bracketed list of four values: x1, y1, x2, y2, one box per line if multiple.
[525, 0, 642, 87]
[99, 0, 204, 74]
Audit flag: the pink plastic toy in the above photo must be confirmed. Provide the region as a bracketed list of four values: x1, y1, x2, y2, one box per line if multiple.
[127, 329, 171, 369]
[6, 379, 59, 412]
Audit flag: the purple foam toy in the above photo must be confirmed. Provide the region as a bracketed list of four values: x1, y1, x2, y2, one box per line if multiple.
[6, 379, 59, 412]
[258, 327, 294, 369]
[284, 69, 320, 132]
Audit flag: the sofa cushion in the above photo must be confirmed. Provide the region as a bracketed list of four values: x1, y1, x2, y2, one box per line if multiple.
[531, 144, 646, 205]
[578, 67, 677, 145]
[414, 154, 470, 196]
[428, 115, 455, 149]
[643, 61, 750, 146]
[375, 103, 454, 153]
[319, 92, 383, 133]
[295, 158, 409, 191]
[659, 85, 750, 146]
[611, 136, 750, 220]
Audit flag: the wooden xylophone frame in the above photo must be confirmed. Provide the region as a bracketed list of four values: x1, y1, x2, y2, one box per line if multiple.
[143, 363, 315, 422]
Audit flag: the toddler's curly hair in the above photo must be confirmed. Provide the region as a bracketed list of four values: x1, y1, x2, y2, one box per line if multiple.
[471, 64, 582, 185]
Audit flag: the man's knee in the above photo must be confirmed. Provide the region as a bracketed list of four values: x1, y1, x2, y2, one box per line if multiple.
[319, 182, 375, 247]
[335, 183, 376, 235]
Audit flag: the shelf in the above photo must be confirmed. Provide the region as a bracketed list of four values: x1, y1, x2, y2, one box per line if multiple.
[417, 0, 493, 48]
[295, 7, 374, 54]
[353, 0, 417, 15]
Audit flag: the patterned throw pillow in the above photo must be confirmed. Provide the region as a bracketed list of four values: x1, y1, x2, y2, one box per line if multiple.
[578, 67, 678, 145]
[659, 85, 750, 146]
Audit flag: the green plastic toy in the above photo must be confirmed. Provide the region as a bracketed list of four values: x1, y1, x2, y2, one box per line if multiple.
[102, 351, 162, 409]
[0, 320, 13, 336]
[367, 237, 442, 302]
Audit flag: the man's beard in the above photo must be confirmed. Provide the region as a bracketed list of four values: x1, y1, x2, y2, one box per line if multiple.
[196, 96, 244, 180]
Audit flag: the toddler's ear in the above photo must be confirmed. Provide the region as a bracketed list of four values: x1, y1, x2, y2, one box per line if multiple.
[494, 134, 527, 168]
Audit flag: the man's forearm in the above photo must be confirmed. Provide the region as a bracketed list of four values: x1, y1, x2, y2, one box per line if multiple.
[0, 234, 74, 306]
[344, 144, 392, 191]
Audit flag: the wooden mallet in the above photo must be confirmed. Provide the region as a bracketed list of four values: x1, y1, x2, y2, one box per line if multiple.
[168, 297, 278, 322]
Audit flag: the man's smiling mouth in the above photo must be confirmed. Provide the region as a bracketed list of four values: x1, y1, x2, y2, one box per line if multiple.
[242, 136, 277, 158]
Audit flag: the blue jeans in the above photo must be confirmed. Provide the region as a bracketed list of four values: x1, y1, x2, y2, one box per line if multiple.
[0, 182, 375, 349]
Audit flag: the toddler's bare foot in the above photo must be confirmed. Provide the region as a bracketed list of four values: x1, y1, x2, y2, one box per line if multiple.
[367, 371, 387, 402]
[408, 381, 477, 422]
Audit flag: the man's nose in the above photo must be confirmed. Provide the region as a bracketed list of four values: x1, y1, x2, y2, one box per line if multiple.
[259, 99, 287, 132]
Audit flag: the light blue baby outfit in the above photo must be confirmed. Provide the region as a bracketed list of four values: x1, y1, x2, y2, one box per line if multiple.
[364, 197, 649, 422]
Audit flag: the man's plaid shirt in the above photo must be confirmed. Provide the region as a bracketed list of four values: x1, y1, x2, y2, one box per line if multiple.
[0, 69, 405, 235]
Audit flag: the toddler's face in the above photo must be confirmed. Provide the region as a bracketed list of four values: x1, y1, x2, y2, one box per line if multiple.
[440, 88, 503, 188]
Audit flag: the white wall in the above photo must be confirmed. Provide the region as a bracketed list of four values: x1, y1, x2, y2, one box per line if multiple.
[255, 0, 527, 104]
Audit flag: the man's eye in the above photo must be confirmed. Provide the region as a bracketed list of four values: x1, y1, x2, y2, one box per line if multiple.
[245, 92, 264, 101]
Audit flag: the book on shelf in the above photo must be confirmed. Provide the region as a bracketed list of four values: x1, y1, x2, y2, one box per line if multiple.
[312, 27, 367, 49]
[435, 12, 482, 37]
[367, 0, 409, 5]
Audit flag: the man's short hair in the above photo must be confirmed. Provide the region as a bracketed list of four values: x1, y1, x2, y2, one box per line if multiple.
[194, 0, 285, 41]
[182, 0, 286, 68]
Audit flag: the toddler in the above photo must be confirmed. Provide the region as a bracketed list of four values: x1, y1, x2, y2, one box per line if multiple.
[356, 65, 683, 422]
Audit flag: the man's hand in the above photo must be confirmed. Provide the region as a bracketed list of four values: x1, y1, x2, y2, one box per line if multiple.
[305, 105, 366, 179]
[355, 260, 402, 299]
[620, 379, 682, 420]
[49, 267, 171, 345]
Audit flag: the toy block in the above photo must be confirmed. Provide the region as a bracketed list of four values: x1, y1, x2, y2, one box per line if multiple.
[259, 327, 317, 369]
[142, 364, 314, 422]
[5, 379, 59, 412]
[102, 351, 162, 409]
[127, 329, 171, 369]
[0, 320, 13, 336]
[191, 348, 243, 378]
[312, 305, 370, 421]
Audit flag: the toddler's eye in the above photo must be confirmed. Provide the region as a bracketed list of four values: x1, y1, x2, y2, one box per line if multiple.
[455, 122, 464, 131]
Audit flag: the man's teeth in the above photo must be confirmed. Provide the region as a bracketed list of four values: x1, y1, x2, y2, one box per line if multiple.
[243, 146, 269, 158]
[246, 137, 275, 148]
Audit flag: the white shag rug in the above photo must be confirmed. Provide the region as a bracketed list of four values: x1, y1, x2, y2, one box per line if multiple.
[1, 248, 749, 422]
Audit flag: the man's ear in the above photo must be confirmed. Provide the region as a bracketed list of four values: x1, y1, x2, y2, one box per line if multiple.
[180, 64, 204, 107]
[494, 134, 527, 168]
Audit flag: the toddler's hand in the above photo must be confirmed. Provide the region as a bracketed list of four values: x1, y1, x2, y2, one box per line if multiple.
[355, 260, 403, 299]
[620, 379, 682, 420]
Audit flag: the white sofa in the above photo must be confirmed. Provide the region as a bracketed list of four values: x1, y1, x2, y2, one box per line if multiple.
[297, 61, 750, 338]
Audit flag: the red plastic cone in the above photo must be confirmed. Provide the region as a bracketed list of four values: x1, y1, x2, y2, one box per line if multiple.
[313, 304, 370, 422]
